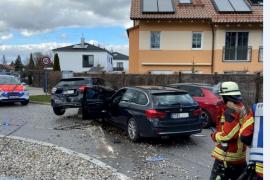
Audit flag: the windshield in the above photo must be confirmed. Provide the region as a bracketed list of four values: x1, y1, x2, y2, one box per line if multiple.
[57, 79, 89, 86]
[0, 76, 21, 85]
[152, 93, 196, 106]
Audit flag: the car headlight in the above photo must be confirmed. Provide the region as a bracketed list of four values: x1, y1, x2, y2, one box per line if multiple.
[52, 87, 57, 94]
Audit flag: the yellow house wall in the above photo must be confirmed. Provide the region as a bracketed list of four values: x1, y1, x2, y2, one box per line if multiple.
[136, 22, 213, 74]
[213, 25, 263, 73]
[128, 22, 263, 74]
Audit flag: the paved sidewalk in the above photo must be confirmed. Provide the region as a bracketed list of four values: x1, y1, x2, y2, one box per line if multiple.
[28, 87, 47, 96]
[0, 137, 128, 180]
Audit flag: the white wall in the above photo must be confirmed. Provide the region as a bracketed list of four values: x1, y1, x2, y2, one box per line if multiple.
[113, 60, 129, 72]
[215, 29, 263, 50]
[54, 51, 113, 72]
[139, 31, 212, 50]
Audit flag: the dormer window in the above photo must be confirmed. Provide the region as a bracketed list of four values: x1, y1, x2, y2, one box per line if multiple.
[179, 0, 192, 4]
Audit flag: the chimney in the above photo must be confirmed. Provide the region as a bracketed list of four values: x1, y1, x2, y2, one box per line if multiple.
[81, 34, 85, 46]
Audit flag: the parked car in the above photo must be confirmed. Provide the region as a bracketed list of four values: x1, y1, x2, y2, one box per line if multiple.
[51, 77, 108, 116]
[103, 86, 203, 142]
[0, 75, 29, 105]
[82, 86, 115, 119]
[167, 83, 224, 128]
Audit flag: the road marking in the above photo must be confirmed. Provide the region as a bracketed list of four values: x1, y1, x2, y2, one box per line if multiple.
[0, 135, 130, 180]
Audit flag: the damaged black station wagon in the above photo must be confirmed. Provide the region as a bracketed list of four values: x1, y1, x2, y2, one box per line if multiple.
[83, 86, 203, 141]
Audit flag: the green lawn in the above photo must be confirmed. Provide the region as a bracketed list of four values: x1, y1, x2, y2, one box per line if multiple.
[30, 95, 51, 104]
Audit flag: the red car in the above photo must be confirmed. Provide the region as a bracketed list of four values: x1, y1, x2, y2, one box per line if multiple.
[168, 83, 224, 128]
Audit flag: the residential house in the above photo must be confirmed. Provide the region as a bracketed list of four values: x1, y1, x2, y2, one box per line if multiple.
[52, 38, 113, 73]
[0, 64, 15, 73]
[128, 0, 263, 74]
[112, 52, 129, 72]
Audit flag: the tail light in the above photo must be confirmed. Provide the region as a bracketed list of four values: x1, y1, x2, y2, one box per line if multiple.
[193, 109, 202, 116]
[145, 109, 166, 120]
[79, 85, 87, 92]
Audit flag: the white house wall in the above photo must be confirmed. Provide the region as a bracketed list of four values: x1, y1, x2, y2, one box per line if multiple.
[113, 60, 129, 72]
[54, 51, 113, 72]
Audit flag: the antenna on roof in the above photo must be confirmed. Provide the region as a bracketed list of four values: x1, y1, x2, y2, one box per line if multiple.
[81, 33, 85, 46]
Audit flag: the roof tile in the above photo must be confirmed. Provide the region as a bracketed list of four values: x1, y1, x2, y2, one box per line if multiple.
[130, 0, 263, 23]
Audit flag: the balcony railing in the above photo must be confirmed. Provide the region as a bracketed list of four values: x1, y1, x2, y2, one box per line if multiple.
[223, 46, 252, 61]
[113, 67, 124, 71]
[259, 46, 263, 62]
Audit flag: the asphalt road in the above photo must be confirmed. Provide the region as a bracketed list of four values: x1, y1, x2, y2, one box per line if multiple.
[0, 103, 215, 180]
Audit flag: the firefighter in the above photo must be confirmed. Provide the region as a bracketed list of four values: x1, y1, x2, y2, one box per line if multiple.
[249, 103, 263, 179]
[210, 82, 248, 180]
[241, 103, 263, 180]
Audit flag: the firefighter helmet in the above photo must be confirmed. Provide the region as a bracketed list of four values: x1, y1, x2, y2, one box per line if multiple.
[219, 81, 241, 96]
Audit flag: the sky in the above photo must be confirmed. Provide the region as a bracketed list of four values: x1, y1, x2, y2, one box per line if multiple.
[0, 0, 132, 64]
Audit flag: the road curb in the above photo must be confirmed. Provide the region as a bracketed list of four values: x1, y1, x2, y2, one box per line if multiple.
[30, 101, 50, 106]
[0, 135, 130, 180]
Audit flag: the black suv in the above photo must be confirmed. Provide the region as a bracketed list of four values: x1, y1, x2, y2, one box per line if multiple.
[51, 77, 108, 116]
[83, 86, 203, 141]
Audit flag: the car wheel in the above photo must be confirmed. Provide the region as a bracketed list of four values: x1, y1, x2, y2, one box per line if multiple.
[53, 107, 65, 116]
[127, 118, 140, 142]
[21, 100, 29, 106]
[201, 110, 212, 128]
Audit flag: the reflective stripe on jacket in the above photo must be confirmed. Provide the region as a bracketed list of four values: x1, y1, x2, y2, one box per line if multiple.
[256, 162, 263, 177]
[239, 110, 254, 137]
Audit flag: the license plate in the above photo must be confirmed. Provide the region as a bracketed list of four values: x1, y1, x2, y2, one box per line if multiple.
[63, 90, 74, 95]
[9, 96, 19, 99]
[171, 113, 189, 119]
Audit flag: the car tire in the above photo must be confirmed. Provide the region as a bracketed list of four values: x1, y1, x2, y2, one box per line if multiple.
[127, 118, 140, 142]
[201, 110, 212, 128]
[53, 107, 65, 116]
[21, 100, 29, 106]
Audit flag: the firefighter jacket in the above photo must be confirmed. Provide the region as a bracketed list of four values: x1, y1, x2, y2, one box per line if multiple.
[211, 102, 247, 165]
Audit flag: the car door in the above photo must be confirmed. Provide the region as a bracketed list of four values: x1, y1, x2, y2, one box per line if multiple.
[83, 86, 107, 115]
[110, 89, 137, 126]
[109, 89, 127, 123]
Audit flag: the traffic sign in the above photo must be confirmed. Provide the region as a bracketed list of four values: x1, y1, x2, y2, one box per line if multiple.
[42, 57, 51, 65]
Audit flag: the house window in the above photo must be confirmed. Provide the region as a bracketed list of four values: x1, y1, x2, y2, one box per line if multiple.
[117, 62, 124, 68]
[224, 32, 249, 61]
[82, 55, 94, 68]
[259, 46, 263, 62]
[151, 32, 160, 49]
[192, 32, 202, 49]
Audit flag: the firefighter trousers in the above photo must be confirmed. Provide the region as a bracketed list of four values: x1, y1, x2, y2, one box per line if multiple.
[210, 160, 246, 180]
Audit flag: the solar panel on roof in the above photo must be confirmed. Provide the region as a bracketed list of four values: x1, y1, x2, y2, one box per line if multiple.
[158, 0, 174, 12]
[179, 0, 192, 3]
[143, 0, 158, 12]
[213, 0, 235, 12]
[229, 0, 252, 12]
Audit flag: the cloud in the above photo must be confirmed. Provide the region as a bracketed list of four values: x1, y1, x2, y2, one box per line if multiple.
[0, 41, 128, 64]
[0, 33, 13, 40]
[0, 0, 133, 36]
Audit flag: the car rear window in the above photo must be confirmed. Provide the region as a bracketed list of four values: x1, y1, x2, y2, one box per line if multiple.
[0, 76, 20, 85]
[152, 93, 196, 106]
[207, 85, 221, 97]
[176, 85, 203, 97]
[57, 79, 89, 86]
